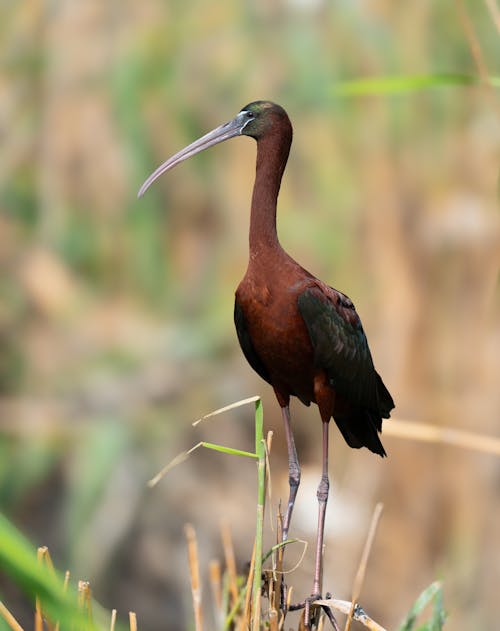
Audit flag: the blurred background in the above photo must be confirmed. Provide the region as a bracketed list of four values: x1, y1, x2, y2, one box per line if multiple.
[1, 1, 499, 629]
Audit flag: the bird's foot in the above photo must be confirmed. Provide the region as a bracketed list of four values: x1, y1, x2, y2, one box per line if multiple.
[289, 592, 339, 631]
[303, 593, 320, 629]
[319, 593, 340, 631]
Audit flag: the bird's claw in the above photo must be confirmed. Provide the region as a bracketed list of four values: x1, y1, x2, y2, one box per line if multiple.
[287, 593, 339, 630]
[303, 593, 321, 629]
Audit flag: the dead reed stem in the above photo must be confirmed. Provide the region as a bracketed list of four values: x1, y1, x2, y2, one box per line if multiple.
[242, 541, 256, 626]
[77, 581, 92, 623]
[345, 503, 384, 631]
[484, 0, 500, 32]
[185, 523, 203, 631]
[209, 559, 222, 623]
[385, 418, 500, 456]
[454, 0, 500, 116]
[0, 602, 24, 631]
[316, 599, 387, 631]
[454, 0, 491, 82]
[128, 612, 137, 631]
[35, 548, 44, 631]
[221, 521, 239, 608]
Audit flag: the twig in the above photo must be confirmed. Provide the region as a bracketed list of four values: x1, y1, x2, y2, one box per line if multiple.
[185, 524, 203, 631]
[128, 612, 137, 631]
[110, 609, 117, 631]
[345, 504, 384, 631]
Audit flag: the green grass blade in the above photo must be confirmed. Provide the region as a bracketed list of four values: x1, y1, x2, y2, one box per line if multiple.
[0, 513, 114, 631]
[261, 538, 300, 565]
[200, 441, 258, 459]
[251, 399, 266, 631]
[331, 73, 500, 96]
[429, 582, 447, 630]
[398, 581, 444, 631]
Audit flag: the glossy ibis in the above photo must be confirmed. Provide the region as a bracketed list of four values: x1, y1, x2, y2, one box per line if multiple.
[138, 101, 394, 622]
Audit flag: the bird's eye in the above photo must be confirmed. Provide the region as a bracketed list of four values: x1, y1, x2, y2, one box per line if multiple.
[244, 111, 254, 119]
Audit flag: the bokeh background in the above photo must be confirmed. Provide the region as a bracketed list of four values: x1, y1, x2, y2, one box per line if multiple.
[1, 1, 499, 630]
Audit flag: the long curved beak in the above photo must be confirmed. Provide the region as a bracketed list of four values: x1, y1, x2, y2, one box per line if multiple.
[138, 113, 246, 198]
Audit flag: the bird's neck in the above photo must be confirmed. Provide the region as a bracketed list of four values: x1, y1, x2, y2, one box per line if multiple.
[249, 130, 291, 257]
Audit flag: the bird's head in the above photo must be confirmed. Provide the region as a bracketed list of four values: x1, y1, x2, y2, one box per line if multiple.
[237, 101, 290, 140]
[138, 100, 290, 198]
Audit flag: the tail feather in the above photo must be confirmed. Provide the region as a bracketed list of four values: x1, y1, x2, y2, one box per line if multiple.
[334, 409, 387, 457]
[376, 372, 395, 419]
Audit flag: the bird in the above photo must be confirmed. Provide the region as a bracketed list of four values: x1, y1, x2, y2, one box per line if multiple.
[138, 101, 394, 625]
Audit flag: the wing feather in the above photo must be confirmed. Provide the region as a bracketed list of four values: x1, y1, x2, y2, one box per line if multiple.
[297, 285, 394, 416]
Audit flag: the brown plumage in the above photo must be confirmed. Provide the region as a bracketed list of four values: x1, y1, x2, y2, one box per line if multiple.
[138, 100, 395, 622]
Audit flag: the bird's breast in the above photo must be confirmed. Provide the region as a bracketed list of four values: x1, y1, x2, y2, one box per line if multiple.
[235, 274, 317, 403]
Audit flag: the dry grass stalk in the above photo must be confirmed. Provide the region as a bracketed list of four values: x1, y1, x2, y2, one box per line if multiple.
[454, 0, 491, 83]
[147, 450, 191, 488]
[275, 507, 284, 578]
[385, 418, 500, 456]
[35, 548, 44, 631]
[286, 585, 294, 612]
[193, 396, 260, 427]
[315, 599, 387, 631]
[0, 601, 24, 631]
[35, 547, 60, 631]
[265, 431, 274, 517]
[209, 559, 222, 619]
[185, 523, 203, 631]
[110, 609, 117, 631]
[77, 581, 92, 622]
[221, 521, 239, 608]
[242, 541, 256, 627]
[345, 503, 384, 631]
[484, 0, 500, 32]
[128, 611, 137, 631]
[265, 430, 273, 489]
[269, 609, 279, 631]
[39, 547, 55, 574]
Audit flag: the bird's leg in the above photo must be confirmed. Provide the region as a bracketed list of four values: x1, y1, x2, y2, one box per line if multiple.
[313, 419, 330, 596]
[277, 404, 300, 613]
[304, 419, 330, 628]
[281, 405, 301, 543]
